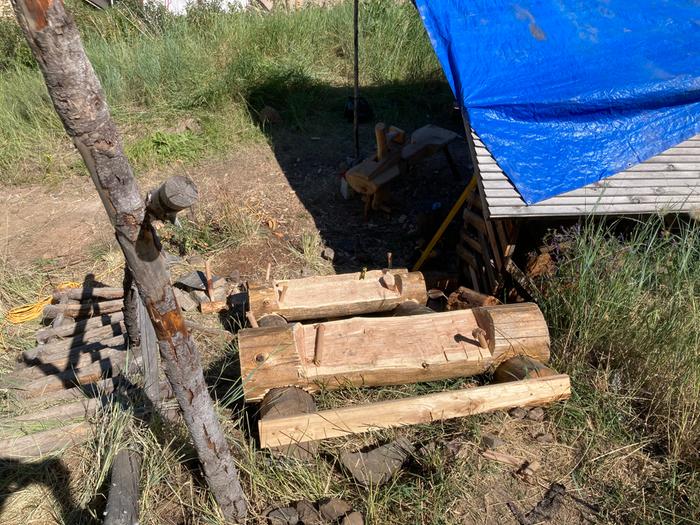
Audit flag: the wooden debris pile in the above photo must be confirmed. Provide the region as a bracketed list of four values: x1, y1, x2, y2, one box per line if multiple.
[0, 286, 135, 459]
[240, 268, 571, 450]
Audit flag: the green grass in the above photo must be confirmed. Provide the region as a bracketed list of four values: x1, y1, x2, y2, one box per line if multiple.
[0, 0, 443, 184]
[540, 217, 700, 521]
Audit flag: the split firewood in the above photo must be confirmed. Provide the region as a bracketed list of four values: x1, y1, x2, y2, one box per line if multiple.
[51, 287, 124, 301]
[36, 312, 125, 344]
[447, 286, 500, 310]
[43, 299, 124, 320]
[24, 322, 125, 362]
[0, 421, 92, 460]
[199, 300, 228, 314]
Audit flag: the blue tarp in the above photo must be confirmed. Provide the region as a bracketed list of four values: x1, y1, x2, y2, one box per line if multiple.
[415, 0, 700, 204]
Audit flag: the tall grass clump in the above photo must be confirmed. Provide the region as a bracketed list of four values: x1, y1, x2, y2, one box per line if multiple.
[541, 218, 700, 466]
[0, 0, 442, 184]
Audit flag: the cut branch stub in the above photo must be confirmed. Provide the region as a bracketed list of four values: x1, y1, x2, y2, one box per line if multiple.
[146, 175, 198, 223]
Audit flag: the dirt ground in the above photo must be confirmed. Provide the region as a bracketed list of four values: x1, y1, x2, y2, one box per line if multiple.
[0, 127, 609, 525]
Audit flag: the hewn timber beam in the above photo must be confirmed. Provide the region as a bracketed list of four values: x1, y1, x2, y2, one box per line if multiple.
[238, 303, 550, 401]
[259, 374, 571, 447]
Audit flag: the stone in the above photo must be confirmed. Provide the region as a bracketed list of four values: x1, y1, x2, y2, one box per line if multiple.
[340, 438, 414, 486]
[321, 246, 335, 261]
[535, 432, 555, 444]
[319, 498, 353, 522]
[296, 500, 322, 525]
[508, 407, 528, 419]
[481, 433, 505, 450]
[341, 512, 364, 525]
[173, 287, 197, 312]
[267, 506, 298, 525]
[175, 270, 225, 291]
[527, 407, 545, 422]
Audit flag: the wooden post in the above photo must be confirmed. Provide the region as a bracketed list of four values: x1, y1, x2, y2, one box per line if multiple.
[10, 1, 247, 519]
[104, 448, 141, 525]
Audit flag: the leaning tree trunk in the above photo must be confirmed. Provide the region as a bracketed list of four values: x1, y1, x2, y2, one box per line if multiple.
[10, 0, 247, 520]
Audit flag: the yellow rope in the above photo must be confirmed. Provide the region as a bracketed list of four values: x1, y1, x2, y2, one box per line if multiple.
[6, 281, 82, 324]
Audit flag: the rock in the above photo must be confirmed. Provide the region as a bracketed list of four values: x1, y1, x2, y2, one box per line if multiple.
[318, 498, 353, 522]
[173, 287, 197, 312]
[340, 438, 414, 486]
[341, 511, 364, 525]
[175, 270, 225, 291]
[190, 287, 227, 305]
[398, 214, 407, 224]
[527, 407, 545, 422]
[301, 266, 313, 277]
[267, 506, 298, 525]
[481, 433, 505, 450]
[260, 106, 283, 124]
[162, 250, 183, 267]
[296, 500, 322, 525]
[187, 254, 205, 265]
[170, 117, 202, 134]
[535, 432, 555, 444]
[321, 246, 335, 262]
[509, 407, 528, 419]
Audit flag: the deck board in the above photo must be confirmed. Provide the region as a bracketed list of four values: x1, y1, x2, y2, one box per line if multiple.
[472, 132, 700, 218]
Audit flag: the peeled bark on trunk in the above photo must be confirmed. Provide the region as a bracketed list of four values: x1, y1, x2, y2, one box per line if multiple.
[10, 0, 247, 519]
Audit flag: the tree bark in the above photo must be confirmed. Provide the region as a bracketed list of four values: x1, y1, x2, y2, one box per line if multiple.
[10, 0, 247, 520]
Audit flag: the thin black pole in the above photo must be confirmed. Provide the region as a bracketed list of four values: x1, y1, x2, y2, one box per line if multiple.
[353, 0, 360, 160]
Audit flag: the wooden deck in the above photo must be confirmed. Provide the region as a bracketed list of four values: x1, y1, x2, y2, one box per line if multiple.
[471, 132, 700, 218]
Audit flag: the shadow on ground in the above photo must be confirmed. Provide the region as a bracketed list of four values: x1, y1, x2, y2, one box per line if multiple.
[246, 75, 473, 276]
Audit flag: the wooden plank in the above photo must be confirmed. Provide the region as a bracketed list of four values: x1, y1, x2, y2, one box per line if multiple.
[488, 203, 696, 218]
[462, 208, 488, 234]
[484, 195, 700, 207]
[0, 421, 92, 459]
[52, 287, 124, 301]
[482, 185, 700, 197]
[482, 178, 700, 190]
[248, 269, 427, 321]
[239, 304, 550, 401]
[460, 230, 483, 254]
[24, 323, 125, 362]
[259, 375, 571, 447]
[43, 299, 124, 319]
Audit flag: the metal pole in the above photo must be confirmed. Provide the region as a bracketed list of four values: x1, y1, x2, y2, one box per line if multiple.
[353, 0, 360, 160]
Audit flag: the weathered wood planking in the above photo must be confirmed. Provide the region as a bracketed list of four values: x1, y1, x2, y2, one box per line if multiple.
[470, 132, 700, 218]
[239, 303, 550, 401]
[259, 374, 571, 447]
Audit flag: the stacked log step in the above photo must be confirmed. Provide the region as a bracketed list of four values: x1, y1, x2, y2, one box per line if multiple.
[0, 287, 131, 459]
[241, 270, 570, 448]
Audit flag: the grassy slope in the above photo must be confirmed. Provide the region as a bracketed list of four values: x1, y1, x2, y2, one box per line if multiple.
[1, 2, 699, 523]
[0, 0, 443, 184]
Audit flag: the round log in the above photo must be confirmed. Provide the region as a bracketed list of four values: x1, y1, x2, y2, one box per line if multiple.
[493, 355, 557, 383]
[259, 387, 318, 460]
